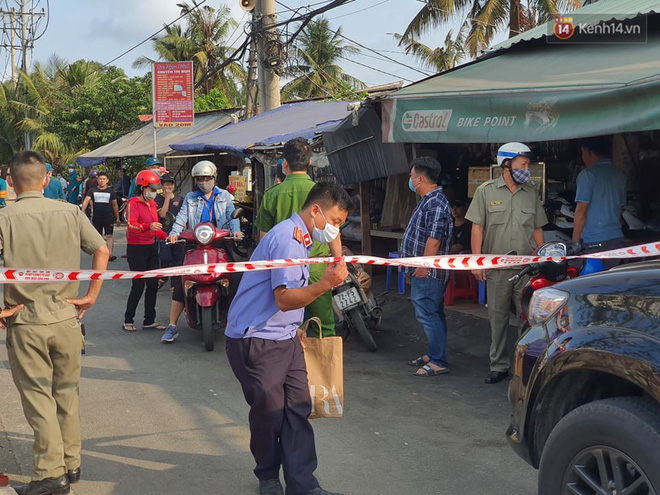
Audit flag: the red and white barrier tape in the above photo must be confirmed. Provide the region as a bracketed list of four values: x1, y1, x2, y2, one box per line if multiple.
[0, 241, 658, 284]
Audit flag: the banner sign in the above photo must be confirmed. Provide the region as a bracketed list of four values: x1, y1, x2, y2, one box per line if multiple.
[153, 61, 194, 128]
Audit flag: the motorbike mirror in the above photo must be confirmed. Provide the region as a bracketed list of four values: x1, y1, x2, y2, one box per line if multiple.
[231, 208, 244, 219]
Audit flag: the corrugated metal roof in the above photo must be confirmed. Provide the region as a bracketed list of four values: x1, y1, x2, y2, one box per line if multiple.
[77, 110, 236, 167]
[170, 101, 351, 155]
[490, 0, 660, 51]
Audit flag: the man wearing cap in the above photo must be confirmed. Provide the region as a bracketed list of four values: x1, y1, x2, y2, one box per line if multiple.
[43, 163, 66, 201]
[155, 173, 184, 289]
[465, 142, 547, 384]
[82, 172, 121, 262]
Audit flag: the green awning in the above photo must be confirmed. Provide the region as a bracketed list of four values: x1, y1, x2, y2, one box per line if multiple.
[382, 31, 660, 143]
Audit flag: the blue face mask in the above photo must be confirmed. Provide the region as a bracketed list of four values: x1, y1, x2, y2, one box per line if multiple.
[510, 167, 531, 184]
[68, 168, 74, 174]
[409, 177, 418, 193]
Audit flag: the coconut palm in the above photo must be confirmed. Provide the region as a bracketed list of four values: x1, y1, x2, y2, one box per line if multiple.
[393, 27, 466, 73]
[402, 0, 582, 57]
[133, 2, 245, 105]
[283, 17, 364, 100]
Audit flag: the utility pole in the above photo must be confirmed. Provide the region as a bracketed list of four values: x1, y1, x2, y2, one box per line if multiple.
[256, 0, 280, 113]
[245, 35, 259, 118]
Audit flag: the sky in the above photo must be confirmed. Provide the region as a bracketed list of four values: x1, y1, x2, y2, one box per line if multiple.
[0, 0, 496, 89]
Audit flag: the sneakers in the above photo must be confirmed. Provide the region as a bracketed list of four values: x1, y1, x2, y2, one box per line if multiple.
[259, 479, 283, 495]
[161, 325, 178, 343]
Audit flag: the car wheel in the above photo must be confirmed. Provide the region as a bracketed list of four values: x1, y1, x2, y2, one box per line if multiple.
[538, 397, 660, 495]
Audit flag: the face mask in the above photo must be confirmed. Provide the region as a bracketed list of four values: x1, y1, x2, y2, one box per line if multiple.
[68, 168, 74, 174]
[144, 189, 157, 201]
[409, 177, 421, 193]
[312, 208, 340, 244]
[510, 167, 531, 184]
[197, 180, 214, 194]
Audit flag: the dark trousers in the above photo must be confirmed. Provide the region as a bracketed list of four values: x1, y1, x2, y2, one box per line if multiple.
[124, 243, 159, 325]
[226, 336, 319, 495]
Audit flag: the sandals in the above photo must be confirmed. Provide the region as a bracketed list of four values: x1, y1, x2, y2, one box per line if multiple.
[408, 356, 429, 367]
[142, 323, 167, 331]
[122, 323, 137, 332]
[413, 364, 449, 377]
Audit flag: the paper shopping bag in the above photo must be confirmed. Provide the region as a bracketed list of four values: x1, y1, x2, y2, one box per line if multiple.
[301, 317, 344, 419]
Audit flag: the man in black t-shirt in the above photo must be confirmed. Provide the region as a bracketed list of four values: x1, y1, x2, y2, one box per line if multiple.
[82, 172, 120, 261]
[155, 173, 184, 289]
[450, 199, 472, 254]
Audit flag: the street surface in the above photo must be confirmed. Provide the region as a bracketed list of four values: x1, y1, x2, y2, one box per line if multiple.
[0, 226, 536, 494]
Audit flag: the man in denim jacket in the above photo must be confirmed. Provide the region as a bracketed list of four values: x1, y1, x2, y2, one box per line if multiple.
[162, 160, 242, 343]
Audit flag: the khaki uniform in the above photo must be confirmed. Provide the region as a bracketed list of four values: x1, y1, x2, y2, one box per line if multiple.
[0, 191, 105, 481]
[254, 174, 335, 337]
[465, 176, 547, 372]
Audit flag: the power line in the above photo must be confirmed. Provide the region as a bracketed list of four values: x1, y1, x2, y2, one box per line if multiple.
[99, 0, 210, 70]
[338, 55, 414, 83]
[328, 0, 391, 20]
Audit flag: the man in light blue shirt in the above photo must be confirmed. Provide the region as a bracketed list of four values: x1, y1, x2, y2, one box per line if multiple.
[225, 183, 351, 495]
[573, 136, 626, 245]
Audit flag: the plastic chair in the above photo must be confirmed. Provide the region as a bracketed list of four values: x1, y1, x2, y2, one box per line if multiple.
[444, 270, 479, 306]
[386, 251, 406, 295]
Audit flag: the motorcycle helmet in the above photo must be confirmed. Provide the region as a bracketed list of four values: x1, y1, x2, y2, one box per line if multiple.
[355, 270, 372, 292]
[89, 169, 99, 178]
[191, 160, 217, 178]
[146, 156, 161, 167]
[135, 170, 161, 190]
[497, 142, 535, 166]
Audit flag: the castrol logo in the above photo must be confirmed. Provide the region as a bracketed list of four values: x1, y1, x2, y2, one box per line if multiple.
[401, 109, 452, 132]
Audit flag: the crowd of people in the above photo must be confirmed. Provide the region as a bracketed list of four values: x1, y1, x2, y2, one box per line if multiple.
[1, 134, 628, 495]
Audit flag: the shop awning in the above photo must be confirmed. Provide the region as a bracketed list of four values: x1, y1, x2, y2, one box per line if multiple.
[382, 23, 660, 143]
[76, 110, 236, 167]
[170, 101, 352, 155]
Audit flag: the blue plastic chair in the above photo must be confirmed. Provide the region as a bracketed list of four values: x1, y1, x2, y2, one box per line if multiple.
[386, 251, 406, 294]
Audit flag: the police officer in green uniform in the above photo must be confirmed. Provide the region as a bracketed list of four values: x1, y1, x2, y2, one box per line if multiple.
[1, 151, 109, 495]
[465, 142, 547, 384]
[254, 137, 342, 337]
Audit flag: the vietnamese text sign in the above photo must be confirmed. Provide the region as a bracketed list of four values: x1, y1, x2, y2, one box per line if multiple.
[153, 61, 194, 127]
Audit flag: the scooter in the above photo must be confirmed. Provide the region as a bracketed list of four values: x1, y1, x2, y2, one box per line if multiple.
[332, 262, 382, 352]
[509, 241, 603, 329]
[174, 209, 242, 351]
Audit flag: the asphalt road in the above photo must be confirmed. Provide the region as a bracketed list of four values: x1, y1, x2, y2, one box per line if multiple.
[0, 227, 537, 495]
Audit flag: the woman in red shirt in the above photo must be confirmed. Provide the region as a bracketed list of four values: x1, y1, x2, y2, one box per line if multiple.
[122, 170, 167, 332]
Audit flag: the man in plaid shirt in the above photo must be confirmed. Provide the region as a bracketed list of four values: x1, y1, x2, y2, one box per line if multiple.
[401, 157, 453, 377]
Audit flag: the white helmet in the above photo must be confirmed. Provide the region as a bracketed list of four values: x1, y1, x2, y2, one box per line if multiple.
[497, 142, 535, 166]
[191, 160, 217, 177]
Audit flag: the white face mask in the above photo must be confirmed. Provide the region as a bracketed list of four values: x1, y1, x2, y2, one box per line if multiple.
[312, 208, 340, 244]
[144, 189, 157, 201]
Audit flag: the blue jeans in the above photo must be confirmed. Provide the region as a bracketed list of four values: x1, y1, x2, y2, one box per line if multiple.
[410, 276, 449, 368]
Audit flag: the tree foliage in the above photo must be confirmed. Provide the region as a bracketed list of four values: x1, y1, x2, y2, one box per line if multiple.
[402, 0, 581, 57]
[282, 18, 365, 100]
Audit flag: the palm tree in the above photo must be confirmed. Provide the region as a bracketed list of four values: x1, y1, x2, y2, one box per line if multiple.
[402, 0, 581, 57]
[133, 2, 245, 105]
[393, 28, 466, 73]
[283, 17, 364, 100]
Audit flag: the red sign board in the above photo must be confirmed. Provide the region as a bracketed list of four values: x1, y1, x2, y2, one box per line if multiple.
[152, 61, 194, 127]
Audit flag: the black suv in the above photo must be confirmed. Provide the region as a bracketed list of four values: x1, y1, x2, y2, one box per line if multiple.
[507, 260, 660, 494]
